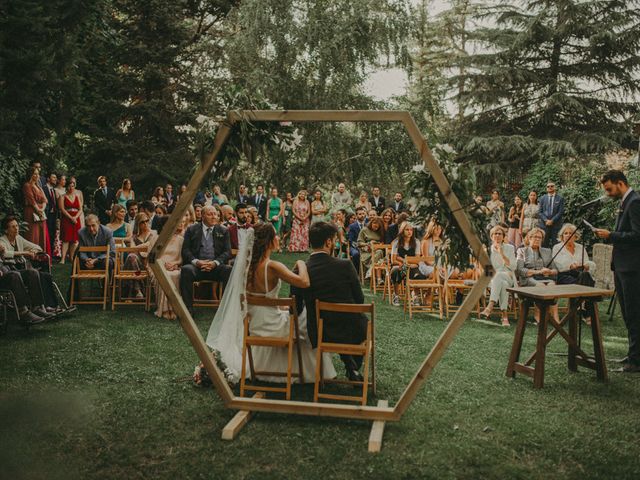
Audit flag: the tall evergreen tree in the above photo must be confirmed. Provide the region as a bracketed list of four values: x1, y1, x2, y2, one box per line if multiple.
[451, 0, 640, 176]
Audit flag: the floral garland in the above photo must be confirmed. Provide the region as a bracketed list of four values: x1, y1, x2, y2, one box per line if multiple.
[193, 351, 238, 387]
[405, 144, 488, 270]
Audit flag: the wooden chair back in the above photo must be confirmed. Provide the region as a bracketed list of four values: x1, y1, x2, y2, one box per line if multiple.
[70, 245, 111, 310]
[111, 247, 150, 311]
[403, 256, 442, 319]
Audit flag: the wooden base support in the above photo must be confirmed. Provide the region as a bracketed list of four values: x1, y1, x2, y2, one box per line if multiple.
[221, 392, 265, 441]
[368, 400, 389, 453]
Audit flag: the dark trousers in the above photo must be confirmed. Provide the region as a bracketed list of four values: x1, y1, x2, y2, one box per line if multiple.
[542, 225, 560, 248]
[350, 248, 360, 273]
[0, 271, 31, 309]
[180, 263, 232, 310]
[615, 271, 640, 366]
[47, 215, 57, 255]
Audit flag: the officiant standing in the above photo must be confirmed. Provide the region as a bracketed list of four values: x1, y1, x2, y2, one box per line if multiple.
[595, 170, 640, 373]
[180, 205, 232, 313]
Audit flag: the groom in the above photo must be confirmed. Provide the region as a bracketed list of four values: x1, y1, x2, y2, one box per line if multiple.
[292, 221, 368, 382]
[180, 205, 232, 313]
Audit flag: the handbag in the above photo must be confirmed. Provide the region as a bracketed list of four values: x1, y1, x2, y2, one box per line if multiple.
[33, 211, 47, 222]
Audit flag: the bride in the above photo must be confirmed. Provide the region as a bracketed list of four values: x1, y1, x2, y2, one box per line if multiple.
[206, 222, 336, 383]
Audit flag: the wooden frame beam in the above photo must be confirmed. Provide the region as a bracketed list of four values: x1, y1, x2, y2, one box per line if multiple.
[149, 110, 489, 422]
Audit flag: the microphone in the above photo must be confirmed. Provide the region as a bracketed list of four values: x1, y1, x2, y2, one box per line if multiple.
[580, 195, 608, 208]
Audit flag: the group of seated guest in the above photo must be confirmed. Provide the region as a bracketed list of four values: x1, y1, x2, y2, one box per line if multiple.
[482, 222, 596, 326]
[0, 216, 67, 325]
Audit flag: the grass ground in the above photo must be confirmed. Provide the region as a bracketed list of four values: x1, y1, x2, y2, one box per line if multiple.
[1, 253, 639, 479]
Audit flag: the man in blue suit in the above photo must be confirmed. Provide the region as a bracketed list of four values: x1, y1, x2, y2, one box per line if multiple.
[538, 181, 564, 248]
[347, 206, 367, 272]
[595, 170, 640, 373]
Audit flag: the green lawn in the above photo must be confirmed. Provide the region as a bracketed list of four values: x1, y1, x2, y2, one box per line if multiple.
[1, 253, 639, 479]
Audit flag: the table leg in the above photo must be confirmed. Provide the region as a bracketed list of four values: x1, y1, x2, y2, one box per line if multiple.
[533, 301, 549, 389]
[506, 299, 529, 378]
[568, 298, 578, 372]
[590, 301, 609, 382]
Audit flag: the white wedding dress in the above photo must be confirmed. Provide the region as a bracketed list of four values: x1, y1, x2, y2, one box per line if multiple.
[206, 229, 336, 383]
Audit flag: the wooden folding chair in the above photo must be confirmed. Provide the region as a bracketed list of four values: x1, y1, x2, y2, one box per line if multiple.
[314, 300, 375, 405]
[239, 294, 304, 401]
[404, 256, 443, 320]
[111, 247, 151, 311]
[444, 257, 481, 318]
[192, 280, 223, 308]
[70, 245, 111, 310]
[370, 243, 391, 298]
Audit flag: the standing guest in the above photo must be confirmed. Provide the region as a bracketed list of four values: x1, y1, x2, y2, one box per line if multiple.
[330, 183, 353, 213]
[77, 214, 116, 271]
[164, 183, 175, 209]
[176, 184, 188, 203]
[267, 187, 284, 235]
[520, 190, 539, 238]
[369, 186, 386, 215]
[507, 195, 524, 248]
[251, 184, 267, 220]
[123, 212, 158, 299]
[152, 216, 184, 320]
[391, 192, 406, 213]
[53, 174, 67, 259]
[288, 190, 311, 252]
[227, 203, 252, 250]
[193, 203, 203, 223]
[389, 222, 424, 306]
[43, 172, 58, 257]
[486, 189, 505, 233]
[380, 208, 395, 244]
[58, 176, 83, 264]
[125, 200, 139, 227]
[115, 178, 135, 208]
[594, 170, 640, 373]
[202, 189, 217, 206]
[347, 207, 367, 272]
[106, 204, 132, 243]
[179, 205, 232, 314]
[480, 226, 516, 326]
[93, 176, 116, 225]
[311, 190, 328, 224]
[357, 216, 383, 278]
[212, 185, 228, 205]
[355, 191, 372, 213]
[22, 167, 50, 255]
[281, 192, 294, 246]
[553, 224, 596, 285]
[151, 186, 166, 206]
[538, 181, 564, 248]
[30, 161, 48, 191]
[54, 175, 67, 198]
[237, 184, 250, 204]
[220, 204, 235, 226]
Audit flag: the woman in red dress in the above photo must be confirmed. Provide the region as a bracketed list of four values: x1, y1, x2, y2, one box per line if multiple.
[22, 167, 50, 255]
[58, 176, 83, 263]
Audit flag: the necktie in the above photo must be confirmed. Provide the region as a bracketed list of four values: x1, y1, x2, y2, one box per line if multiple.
[206, 227, 212, 239]
[549, 195, 554, 216]
[103, 188, 107, 196]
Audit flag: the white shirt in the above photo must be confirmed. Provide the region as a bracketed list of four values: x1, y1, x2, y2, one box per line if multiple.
[622, 187, 634, 204]
[551, 242, 596, 277]
[237, 225, 251, 248]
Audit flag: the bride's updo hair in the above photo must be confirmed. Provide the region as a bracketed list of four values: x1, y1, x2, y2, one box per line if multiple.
[249, 222, 276, 281]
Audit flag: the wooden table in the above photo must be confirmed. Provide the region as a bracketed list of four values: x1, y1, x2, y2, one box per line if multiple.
[506, 285, 613, 388]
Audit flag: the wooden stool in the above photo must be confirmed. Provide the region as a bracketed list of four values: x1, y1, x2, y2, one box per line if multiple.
[506, 285, 613, 388]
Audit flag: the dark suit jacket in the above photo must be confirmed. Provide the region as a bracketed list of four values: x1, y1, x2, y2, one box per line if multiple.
[77, 225, 116, 261]
[250, 194, 267, 220]
[391, 200, 406, 213]
[93, 187, 116, 224]
[610, 190, 640, 273]
[181, 223, 231, 266]
[43, 183, 57, 216]
[347, 222, 364, 250]
[237, 194, 250, 205]
[296, 252, 367, 348]
[538, 194, 564, 227]
[369, 196, 386, 215]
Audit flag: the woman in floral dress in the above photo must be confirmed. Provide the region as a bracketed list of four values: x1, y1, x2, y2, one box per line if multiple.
[288, 190, 310, 253]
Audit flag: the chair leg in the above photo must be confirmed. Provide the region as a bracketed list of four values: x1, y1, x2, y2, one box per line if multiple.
[70, 278, 76, 307]
[240, 332, 249, 398]
[286, 322, 294, 401]
[361, 324, 372, 406]
[111, 278, 117, 310]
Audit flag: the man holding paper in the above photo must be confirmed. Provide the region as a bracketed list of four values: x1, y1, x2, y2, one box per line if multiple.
[594, 170, 640, 373]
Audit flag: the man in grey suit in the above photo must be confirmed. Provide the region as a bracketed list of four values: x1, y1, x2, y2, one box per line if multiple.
[538, 181, 564, 248]
[77, 214, 116, 271]
[180, 205, 232, 313]
[595, 170, 640, 373]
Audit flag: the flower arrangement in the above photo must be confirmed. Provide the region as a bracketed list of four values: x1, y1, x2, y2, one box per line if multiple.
[192, 351, 238, 387]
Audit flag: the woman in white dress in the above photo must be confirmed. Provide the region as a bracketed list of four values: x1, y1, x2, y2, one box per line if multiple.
[206, 223, 336, 384]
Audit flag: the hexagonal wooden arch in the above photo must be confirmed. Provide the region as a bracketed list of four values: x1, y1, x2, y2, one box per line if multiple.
[148, 110, 492, 423]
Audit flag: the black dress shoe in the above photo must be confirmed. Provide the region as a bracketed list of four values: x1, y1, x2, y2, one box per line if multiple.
[22, 310, 46, 325]
[346, 368, 364, 382]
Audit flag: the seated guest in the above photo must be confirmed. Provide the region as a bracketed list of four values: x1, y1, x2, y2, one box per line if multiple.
[357, 216, 383, 278]
[125, 200, 138, 227]
[418, 218, 443, 278]
[179, 205, 232, 313]
[367, 209, 378, 221]
[480, 226, 516, 326]
[516, 228, 560, 323]
[227, 203, 251, 250]
[331, 209, 347, 257]
[247, 206, 260, 225]
[152, 216, 185, 320]
[389, 222, 424, 306]
[380, 208, 395, 244]
[155, 203, 168, 217]
[0, 216, 59, 318]
[347, 207, 367, 272]
[139, 200, 162, 232]
[193, 203, 203, 223]
[387, 211, 408, 245]
[77, 214, 116, 271]
[106, 204, 132, 243]
[122, 212, 158, 299]
[0, 252, 48, 324]
[552, 223, 596, 285]
[220, 204, 235, 226]
[151, 186, 166, 206]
